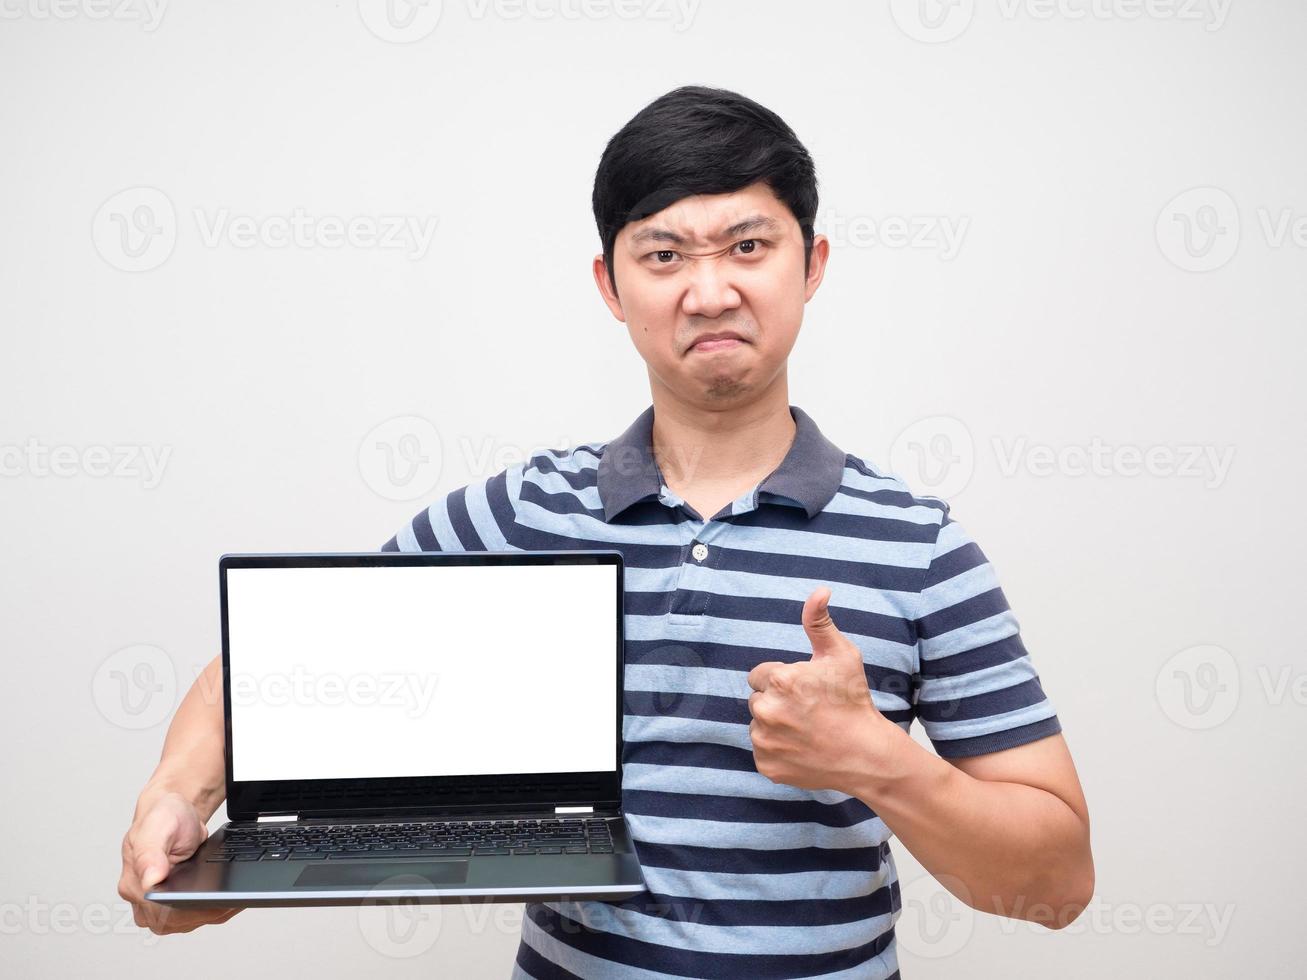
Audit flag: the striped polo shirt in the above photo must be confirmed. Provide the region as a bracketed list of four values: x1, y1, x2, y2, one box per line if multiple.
[380, 404, 1061, 979]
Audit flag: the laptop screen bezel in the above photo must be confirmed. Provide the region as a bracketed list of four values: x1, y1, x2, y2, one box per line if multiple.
[219, 550, 624, 821]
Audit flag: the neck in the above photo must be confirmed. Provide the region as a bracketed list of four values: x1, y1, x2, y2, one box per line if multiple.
[648, 373, 797, 488]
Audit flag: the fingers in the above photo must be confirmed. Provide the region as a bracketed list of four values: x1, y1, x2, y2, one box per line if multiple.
[120, 795, 229, 935]
[747, 659, 781, 692]
[141, 903, 242, 935]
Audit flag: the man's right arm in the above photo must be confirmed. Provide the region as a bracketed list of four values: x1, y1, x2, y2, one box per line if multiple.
[120, 462, 523, 934]
[117, 653, 241, 935]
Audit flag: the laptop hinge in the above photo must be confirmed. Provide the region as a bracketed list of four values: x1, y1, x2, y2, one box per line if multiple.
[257, 814, 298, 823]
[554, 806, 593, 814]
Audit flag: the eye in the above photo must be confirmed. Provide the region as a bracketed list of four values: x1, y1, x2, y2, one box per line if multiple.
[734, 239, 766, 256]
[654, 250, 678, 263]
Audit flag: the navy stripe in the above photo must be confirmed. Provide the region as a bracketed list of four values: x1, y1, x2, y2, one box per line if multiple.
[411, 508, 440, 551]
[635, 839, 889, 875]
[445, 485, 484, 550]
[486, 468, 519, 543]
[625, 637, 915, 700]
[839, 479, 947, 515]
[626, 590, 915, 646]
[530, 453, 601, 491]
[916, 677, 1050, 722]
[519, 480, 606, 521]
[921, 539, 985, 589]
[514, 939, 584, 980]
[920, 632, 1028, 678]
[916, 586, 1010, 640]
[510, 524, 683, 566]
[624, 789, 877, 829]
[603, 883, 897, 928]
[729, 505, 939, 544]
[526, 902, 897, 980]
[624, 689, 751, 725]
[623, 739, 760, 773]
[931, 715, 1063, 758]
[623, 689, 912, 728]
[712, 545, 924, 592]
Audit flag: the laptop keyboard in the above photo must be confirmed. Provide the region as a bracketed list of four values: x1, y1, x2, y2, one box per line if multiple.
[208, 817, 615, 861]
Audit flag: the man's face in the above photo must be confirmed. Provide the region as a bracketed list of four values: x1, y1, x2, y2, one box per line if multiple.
[593, 181, 828, 408]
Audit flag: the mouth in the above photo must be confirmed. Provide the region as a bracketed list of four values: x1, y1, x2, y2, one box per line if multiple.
[688, 331, 748, 354]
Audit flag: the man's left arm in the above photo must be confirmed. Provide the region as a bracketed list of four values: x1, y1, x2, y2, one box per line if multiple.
[747, 548, 1092, 930]
[847, 720, 1093, 928]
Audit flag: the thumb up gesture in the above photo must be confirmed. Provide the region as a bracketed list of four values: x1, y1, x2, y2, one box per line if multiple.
[746, 587, 902, 794]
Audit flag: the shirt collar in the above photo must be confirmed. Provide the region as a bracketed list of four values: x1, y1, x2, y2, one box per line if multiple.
[596, 404, 846, 523]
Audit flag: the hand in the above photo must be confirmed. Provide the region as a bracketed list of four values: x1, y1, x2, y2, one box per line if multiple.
[118, 791, 242, 935]
[746, 586, 905, 794]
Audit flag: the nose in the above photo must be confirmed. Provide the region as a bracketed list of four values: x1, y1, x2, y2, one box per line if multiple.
[680, 258, 741, 319]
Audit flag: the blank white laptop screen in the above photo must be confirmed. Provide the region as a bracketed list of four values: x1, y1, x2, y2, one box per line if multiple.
[225, 562, 618, 783]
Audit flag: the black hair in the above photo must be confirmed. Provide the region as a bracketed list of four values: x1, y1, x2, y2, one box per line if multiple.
[591, 85, 819, 295]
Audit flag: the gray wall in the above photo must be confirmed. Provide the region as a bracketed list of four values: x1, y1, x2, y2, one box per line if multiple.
[2, 1, 1302, 976]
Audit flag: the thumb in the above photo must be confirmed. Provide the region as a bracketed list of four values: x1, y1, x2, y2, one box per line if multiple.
[802, 587, 844, 658]
[135, 809, 187, 892]
[137, 851, 171, 892]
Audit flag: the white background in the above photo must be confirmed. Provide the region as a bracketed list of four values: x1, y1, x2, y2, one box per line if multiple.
[2, 1, 1304, 977]
[226, 564, 617, 781]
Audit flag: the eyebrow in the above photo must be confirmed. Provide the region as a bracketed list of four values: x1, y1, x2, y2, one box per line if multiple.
[629, 214, 781, 248]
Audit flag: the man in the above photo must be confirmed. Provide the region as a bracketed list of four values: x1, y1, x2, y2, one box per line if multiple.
[120, 86, 1093, 978]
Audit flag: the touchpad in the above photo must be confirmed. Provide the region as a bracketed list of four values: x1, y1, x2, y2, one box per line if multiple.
[295, 861, 469, 888]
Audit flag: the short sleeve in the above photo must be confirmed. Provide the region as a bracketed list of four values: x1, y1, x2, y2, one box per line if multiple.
[910, 507, 1061, 758]
[379, 464, 523, 553]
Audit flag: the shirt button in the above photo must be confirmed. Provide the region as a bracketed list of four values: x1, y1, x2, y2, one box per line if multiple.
[691, 542, 709, 562]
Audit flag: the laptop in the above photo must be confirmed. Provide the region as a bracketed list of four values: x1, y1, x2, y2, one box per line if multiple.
[145, 549, 646, 908]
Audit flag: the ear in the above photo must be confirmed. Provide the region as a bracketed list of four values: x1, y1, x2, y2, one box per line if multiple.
[803, 233, 830, 304]
[593, 253, 626, 322]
